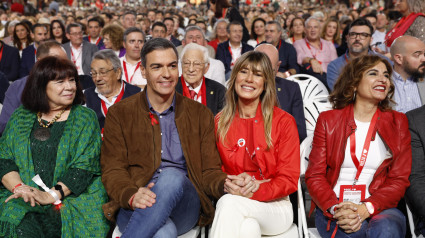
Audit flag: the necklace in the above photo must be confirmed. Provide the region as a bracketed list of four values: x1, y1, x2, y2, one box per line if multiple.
[33, 108, 67, 141]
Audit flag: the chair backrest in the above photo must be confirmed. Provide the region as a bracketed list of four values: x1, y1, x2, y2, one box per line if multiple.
[299, 134, 314, 176]
[286, 74, 332, 136]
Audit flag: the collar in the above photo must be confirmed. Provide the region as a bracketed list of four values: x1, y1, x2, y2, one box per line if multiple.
[94, 80, 124, 101]
[70, 42, 83, 50]
[185, 79, 203, 93]
[392, 69, 415, 83]
[146, 89, 176, 114]
[123, 55, 141, 65]
[229, 41, 242, 49]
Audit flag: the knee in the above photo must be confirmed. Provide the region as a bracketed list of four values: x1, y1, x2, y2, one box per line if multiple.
[153, 219, 177, 238]
[239, 218, 261, 238]
[369, 210, 406, 238]
[157, 168, 187, 190]
[216, 194, 241, 212]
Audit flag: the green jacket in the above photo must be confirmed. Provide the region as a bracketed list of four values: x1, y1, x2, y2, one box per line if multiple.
[0, 105, 109, 238]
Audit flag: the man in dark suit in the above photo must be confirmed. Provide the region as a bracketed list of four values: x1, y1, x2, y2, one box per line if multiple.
[406, 105, 425, 237]
[63, 23, 98, 89]
[176, 43, 225, 115]
[19, 23, 48, 78]
[255, 43, 306, 142]
[216, 21, 254, 80]
[264, 21, 299, 78]
[0, 40, 20, 82]
[83, 17, 105, 49]
[163, 17, 181, 47]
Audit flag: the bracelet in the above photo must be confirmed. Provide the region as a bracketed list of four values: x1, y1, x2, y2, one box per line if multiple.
[129, 194, 136, 209]
[12, 183, 24, 193]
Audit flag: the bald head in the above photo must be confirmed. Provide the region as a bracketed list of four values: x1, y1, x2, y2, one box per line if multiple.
[391, 35, 424, 57]
[390, 35, 425, 79]
[255, 43, 281, 75]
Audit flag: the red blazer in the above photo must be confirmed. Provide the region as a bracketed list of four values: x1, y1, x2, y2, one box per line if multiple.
[305, 104, 411, 218]
[215, 104, 300, 202]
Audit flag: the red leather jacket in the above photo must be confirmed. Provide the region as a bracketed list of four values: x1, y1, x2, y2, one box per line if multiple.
[305, 104, 411, 218]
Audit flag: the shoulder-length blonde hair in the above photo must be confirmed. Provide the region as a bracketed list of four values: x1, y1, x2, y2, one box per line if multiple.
[321, 17, 341, 45]
[330, 55, 394, 111]
[216, 51, 278, 149]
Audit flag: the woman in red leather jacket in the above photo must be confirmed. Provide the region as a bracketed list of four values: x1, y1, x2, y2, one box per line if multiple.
[210, 51, 300, 237]
[306, 55, 411, 238]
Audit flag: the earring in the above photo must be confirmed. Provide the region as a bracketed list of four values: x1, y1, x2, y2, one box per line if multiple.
[353, 91, 356, 101]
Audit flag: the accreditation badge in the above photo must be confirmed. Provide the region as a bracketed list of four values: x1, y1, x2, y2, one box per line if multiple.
[339, 184, 366, 204]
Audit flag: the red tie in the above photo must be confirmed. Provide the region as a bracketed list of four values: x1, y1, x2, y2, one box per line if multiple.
[189, 90, 197, 100]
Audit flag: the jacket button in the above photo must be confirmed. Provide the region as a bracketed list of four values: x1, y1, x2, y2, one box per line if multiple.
[256, 147, 260, 150]
[255, 120, 258, 123]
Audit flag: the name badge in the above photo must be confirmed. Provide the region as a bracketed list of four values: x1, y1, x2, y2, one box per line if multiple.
[339, 184, 366, 204]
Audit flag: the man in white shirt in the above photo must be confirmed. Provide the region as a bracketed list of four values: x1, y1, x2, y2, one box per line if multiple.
[120, 27, 147, 88]
[178, 26, 226, 87]
[83, 17, 104, 49]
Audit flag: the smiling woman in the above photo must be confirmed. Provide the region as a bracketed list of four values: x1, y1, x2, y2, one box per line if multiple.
[0, 57, 109, 237]
[306, 55, 411, 238]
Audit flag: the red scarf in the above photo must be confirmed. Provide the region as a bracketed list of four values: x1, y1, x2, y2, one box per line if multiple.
[180, 76, 207, 106]
[385, 12, 425, 47]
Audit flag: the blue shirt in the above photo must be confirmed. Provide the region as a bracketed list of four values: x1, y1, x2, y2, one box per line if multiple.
[327, 50, 392, 91]
[392, 71, 422, 113]
[146, 92, 187, 182]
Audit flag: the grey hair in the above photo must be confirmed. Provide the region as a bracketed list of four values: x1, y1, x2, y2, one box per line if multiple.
[92, 49, 122, 78]
[183, 25, 206, 41]
[180, 43, 210, 64]
[266, 20, 283, 33]
[123, 27, 146, 43]
[211, 18, 229, 40]
[407, 0, 425, 13]
[305, 16, 320, 27]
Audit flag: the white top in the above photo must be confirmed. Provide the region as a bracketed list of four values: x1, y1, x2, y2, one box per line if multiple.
[333, 119, 391, 199]
[186, 80, 203, 103]
[229, 42, 242, 70]
[70, 43, 84, 75]
[94, 81, 124, 115]
[371, 30, 386, 47]
[120, 56, 147, 86]
[247, 39, 258, 48]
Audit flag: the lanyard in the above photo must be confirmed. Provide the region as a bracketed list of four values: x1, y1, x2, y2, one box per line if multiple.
[180, 76, 207, 106]
[0, 45, 3, 62]
[88, 36, 101, 45]
[70, 47, 81, 65]
[305, 40, 322, 59]
[344, 52, 349, 63]
[100, 84, 125, 116]
[123, 61, 141, 84]
[350, 110, 379, 185]
[228, 45, 240, 67]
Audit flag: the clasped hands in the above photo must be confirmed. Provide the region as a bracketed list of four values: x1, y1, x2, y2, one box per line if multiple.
[333, 202, 370, 234]
[5, 184, 57, 206]
[224, 172, 270, 198]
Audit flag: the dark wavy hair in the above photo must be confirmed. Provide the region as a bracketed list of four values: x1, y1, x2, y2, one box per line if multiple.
[250, 18, 266, 40]
[50, 20, 69, 44]
[330, 55, 394, 111]
[22, 57, 84, 113]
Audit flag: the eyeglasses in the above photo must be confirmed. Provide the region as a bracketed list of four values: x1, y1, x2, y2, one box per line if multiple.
[182, 61, 205, 69]
[347, 32, 371, 40]
[69, 31, 83, 36]
[90, 68, 114, 77]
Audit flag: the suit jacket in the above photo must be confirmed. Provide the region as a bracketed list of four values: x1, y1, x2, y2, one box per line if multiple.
[0, 41, 20, 81]
[176, 77, 226, 115]
[63, 41, 98, 75]
[19, 44, 36, 78]
[170, 35, 182, 47]
[83, 36, 105, 49]
[417, 80, 425, 105]
[215, 41, 254, 74]
[0, 71, 8, 104]
[100, 90, 227, 225]
[84, 81, 141, 129]
[276, 40, 299, 74]
[406, 105, 425, 225]
[275, 77, 306, 142]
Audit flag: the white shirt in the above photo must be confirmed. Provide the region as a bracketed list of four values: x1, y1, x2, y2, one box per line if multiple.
[229, 42, 242, 69]
[371, 30, 386, 47]
[186, 80, 203, 103]
[120, 55, 147, 86]
[70, 43, 84, 75]
[333, 119, 391, 199]
[178, 57, 226, 87]
[94, 81, 124, 111]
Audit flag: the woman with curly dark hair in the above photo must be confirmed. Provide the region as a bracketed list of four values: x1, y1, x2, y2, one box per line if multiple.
[306, 55, 410, 238]
[50, 20, 69, 44]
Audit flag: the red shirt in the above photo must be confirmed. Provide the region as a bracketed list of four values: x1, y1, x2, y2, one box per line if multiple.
[215, 104, 300, 201]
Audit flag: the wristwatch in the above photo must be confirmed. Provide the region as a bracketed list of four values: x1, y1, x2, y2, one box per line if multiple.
[54, 184, 65, 199]
[365, 202, 375, 215]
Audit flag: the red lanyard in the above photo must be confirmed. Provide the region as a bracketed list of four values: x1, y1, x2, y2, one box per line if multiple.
[101, 84, 125, 116]
[0, 45, 4, 62]
[123, 61, 141, 84]
[344, 52, 349, 63]
[277, 39, 282, 50]
[228, 45, 240, 67]
[350, 110, 379, 185]
[88, 36, 101, 45]
[305, 40, 322, 59]
[70, 47, 81, 65]
[292, 37, 295, 43]
[180, 76, 207, 106]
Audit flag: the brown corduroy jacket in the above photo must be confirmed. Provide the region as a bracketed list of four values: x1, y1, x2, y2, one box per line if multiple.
[100, 90, 227, 226]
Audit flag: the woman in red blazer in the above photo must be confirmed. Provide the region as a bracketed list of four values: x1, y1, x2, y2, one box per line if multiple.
[305, 55, 411, 238]
[211, 51, 300, 237]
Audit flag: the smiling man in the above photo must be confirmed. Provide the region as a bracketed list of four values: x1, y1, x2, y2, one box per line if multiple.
[390, 35, 425, 113]
[120, 27, 147, 88]
[101, 38, 234, 237]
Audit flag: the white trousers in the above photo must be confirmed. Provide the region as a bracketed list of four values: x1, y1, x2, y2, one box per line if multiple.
[210, 194, 293, 238]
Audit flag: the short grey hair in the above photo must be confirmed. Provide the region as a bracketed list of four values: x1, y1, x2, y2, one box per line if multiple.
[305, 16, 320, 27]
[180, 43, 210, 64]
[266, 20, 282, 33]
[92, 49, 122, 78]
[183, 25, 206, 41]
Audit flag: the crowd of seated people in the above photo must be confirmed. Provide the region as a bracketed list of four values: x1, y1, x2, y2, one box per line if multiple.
[1, 0, 425, 237]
